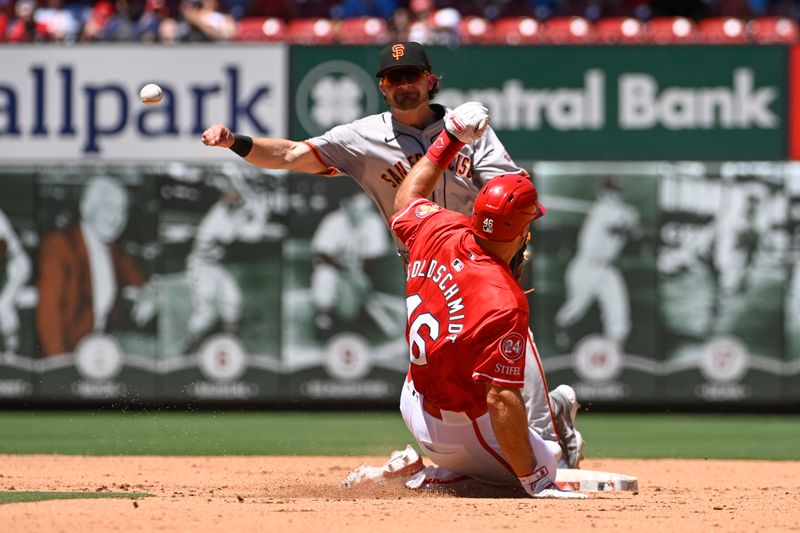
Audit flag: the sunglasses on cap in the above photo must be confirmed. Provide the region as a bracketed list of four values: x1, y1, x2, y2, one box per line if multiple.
[381, 68, 427, 86]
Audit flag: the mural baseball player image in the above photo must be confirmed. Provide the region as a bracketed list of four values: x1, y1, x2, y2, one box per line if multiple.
[555, 177, 641, 350]
[0, 208, 31, 355]
[344, 103, 585, 498]
[310, 192, 398, 336]
[201, 41, 583, 468]
[36, 176, 157, 357]
[182, 169, 273, 353]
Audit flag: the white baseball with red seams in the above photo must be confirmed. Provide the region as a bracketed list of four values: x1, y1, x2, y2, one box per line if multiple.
[139, 83, 163, 105]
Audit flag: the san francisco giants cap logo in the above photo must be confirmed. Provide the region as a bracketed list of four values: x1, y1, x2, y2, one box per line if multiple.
[499, 332, 524, 362]
[392, 44, 405, 60]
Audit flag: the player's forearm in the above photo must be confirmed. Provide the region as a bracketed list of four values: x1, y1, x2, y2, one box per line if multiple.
[486, 384, 536, 477]
[244, 138, 324, 173]
[202, 124, 326, 173]
[393, 158, 442, 213]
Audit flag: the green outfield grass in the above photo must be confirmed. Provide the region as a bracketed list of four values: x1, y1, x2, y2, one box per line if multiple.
[0, 492, 153, 505]
[0, 411, 797, 460]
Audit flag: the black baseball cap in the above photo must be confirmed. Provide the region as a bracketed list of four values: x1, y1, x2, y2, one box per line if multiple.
[376, 41, 432, 77]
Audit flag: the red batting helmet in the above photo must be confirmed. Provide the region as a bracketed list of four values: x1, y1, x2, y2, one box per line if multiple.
[471, 174, 546, 242]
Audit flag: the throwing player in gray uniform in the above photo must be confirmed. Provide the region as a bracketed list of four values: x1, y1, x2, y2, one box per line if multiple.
[201, 41, 583, 468]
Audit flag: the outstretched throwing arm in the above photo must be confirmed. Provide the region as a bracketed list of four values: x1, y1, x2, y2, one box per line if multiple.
[201, 124, 327, 174]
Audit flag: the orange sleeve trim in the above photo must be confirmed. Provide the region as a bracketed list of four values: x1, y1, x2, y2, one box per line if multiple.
[303, 141, 339, 176]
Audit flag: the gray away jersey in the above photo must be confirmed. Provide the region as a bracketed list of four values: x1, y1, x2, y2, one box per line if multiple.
[305, 104, 526, 252]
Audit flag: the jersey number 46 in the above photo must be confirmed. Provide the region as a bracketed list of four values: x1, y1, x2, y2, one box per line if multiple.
[406, 294, 440, 367]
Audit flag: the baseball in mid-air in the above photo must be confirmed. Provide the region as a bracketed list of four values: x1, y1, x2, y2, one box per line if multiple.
[139, 83, 163, 105]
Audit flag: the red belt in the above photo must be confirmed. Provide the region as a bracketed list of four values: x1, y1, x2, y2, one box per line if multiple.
[422, 398, 442, 420]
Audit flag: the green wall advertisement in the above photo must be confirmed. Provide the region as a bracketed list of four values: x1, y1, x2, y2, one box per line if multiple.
[0, 161, 798, 405]
[0, 43, 797, 405]
[290, 45, 786, 160]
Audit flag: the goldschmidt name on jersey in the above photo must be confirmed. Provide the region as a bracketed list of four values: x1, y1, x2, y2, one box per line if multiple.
[407, 258, 465, 342]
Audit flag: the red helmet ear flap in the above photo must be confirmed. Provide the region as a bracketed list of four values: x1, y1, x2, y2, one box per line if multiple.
[471, 174, 545, 242]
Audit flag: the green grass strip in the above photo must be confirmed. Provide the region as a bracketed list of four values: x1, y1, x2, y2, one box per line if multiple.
[0, 491, 153, 505]
[0, 411, 410, 456]
[579, 414, 800, 460]
[0, 411, 798, 459]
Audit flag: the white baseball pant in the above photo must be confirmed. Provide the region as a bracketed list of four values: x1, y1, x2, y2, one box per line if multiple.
[399, 379, 558, 486]
[523, 331, 560, 447]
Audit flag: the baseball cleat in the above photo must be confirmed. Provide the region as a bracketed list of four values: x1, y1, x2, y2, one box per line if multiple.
[549, 384, 584, 469]
[341, 445, 424, 488]
[533, 487, 588, 500]
[574, 429, 585, 465]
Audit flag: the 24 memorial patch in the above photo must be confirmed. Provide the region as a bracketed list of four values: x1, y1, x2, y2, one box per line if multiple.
[499, 332, 524, 362]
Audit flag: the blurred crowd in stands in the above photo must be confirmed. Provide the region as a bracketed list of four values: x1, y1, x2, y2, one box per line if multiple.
[2, 0, 800, 44]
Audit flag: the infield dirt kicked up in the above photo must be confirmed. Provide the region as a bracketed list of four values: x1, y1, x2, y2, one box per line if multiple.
[1, 455, 798, 532]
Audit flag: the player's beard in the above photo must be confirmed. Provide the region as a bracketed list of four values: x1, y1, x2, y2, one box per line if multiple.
[387, 89, 427, 111]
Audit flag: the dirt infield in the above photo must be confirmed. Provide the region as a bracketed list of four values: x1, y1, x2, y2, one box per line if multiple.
[1, 455, 798, 532]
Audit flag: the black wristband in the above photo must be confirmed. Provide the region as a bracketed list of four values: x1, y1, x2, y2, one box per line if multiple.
[229, 134, 253, 158]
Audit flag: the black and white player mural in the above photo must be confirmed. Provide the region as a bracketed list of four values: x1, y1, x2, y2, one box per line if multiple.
[0, 169, 35, 400]
[531, 163, 660, 403]
[554, 176, 642, 349]
[3, 160, 797, 405]
[157, 163, 286, 401]
[657, 162, 788, 403]
[34, 166, 160, 401]
[0, 208, 31, 359]
[785, 164, 800, 402]
[282, 174, 407, 401]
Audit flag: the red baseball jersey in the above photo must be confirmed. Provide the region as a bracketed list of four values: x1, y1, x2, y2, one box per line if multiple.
[390, 197, 529, 419]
